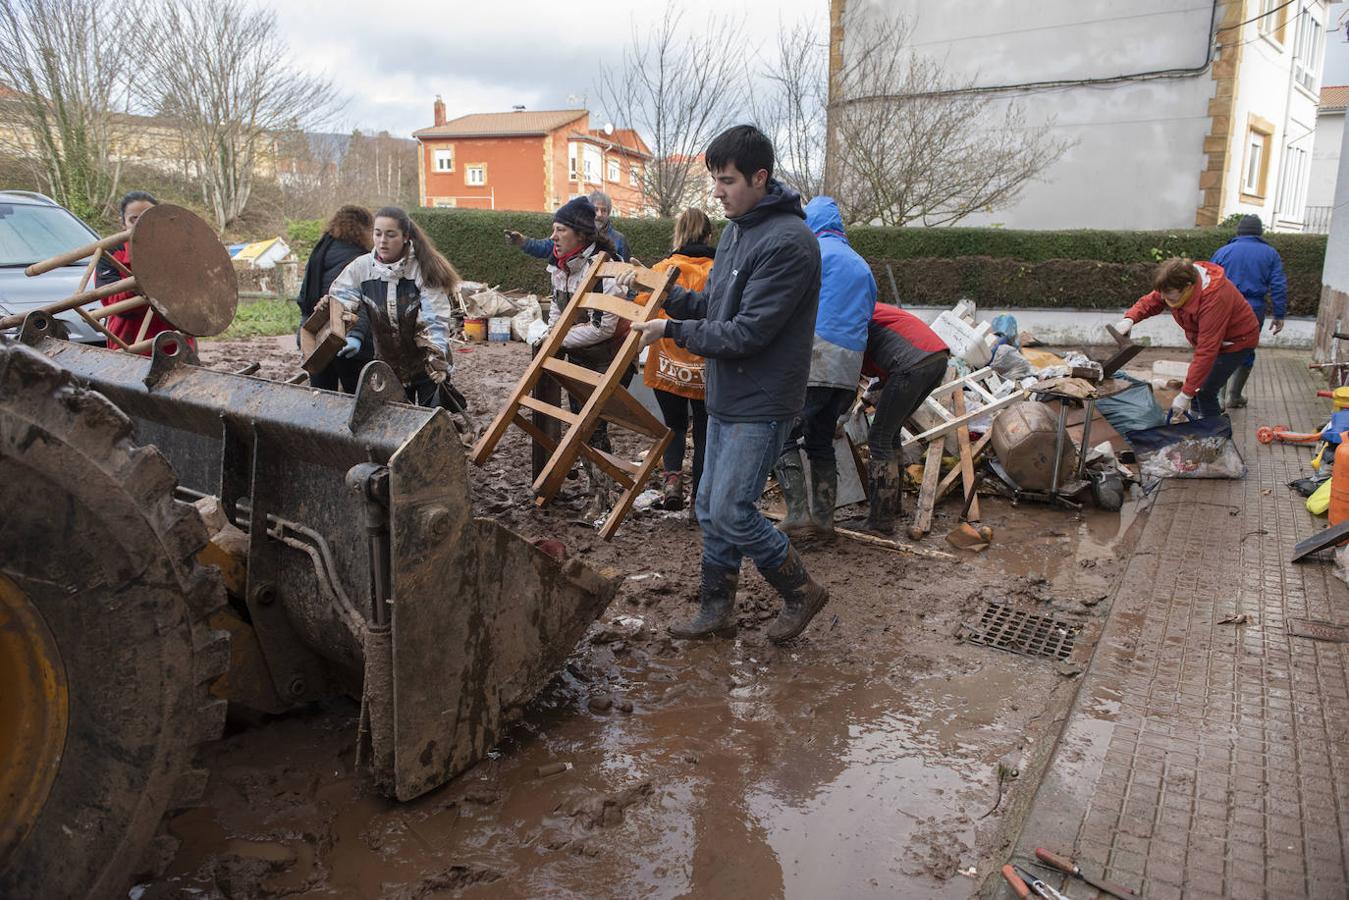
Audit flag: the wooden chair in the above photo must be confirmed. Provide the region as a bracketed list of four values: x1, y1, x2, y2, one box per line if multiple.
[470, 254, 676, 540]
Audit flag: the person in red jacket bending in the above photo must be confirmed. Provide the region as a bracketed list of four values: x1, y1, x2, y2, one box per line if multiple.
[1114, 257, 1259, 420]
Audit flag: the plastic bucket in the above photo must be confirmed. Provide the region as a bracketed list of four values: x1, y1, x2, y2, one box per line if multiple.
[463, 317, 487, 341]
[488, 317, 512, 342]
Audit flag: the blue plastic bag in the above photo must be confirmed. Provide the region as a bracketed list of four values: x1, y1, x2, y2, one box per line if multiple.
[1126, 414, 1246, 479]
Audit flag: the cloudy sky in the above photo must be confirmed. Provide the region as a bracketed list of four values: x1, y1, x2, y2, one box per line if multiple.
[270, 0, 827, 139]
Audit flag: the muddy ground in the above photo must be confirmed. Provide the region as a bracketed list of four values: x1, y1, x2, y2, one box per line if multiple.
[151, 336, 1156, 899]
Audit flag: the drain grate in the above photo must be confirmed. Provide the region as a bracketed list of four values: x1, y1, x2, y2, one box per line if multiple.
[962, 603, 1080, 661]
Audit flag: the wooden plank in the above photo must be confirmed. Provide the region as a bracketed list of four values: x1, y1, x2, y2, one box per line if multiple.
[518, 394, 579, 425]
[910, 438, 946, 538]
[901, 390, 1027, 450]
[596, 261, 668, 292]
[951, 381, 980, 521]
[599, 428, 672, 541]
[542, 355, 603, 386]
[937, 430, 993, 501]
[576, 292, 646, 321]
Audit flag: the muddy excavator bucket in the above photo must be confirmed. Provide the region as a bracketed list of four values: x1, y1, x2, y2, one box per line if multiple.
[15, 315, 616, 801]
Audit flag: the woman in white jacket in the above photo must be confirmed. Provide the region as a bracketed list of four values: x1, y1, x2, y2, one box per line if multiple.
[328, 206, 462, 409]
[536, 196, 628, 518]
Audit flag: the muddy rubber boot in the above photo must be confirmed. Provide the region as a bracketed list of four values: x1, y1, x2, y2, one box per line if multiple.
[808, 457, 838, 542]
[761, 544, 830, 643]
[1226, 366, 1251, 409]
[668, 564, 740, 638]
[660, 470, 685, 510]
[775, 449, 813, 538]
[862, 457, 902, 534]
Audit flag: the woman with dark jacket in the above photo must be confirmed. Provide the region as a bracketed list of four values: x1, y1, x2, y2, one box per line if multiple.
[297, 205, 373, 392]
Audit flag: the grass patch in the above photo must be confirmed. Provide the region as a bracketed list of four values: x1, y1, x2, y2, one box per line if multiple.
[214, 297, 300, 339]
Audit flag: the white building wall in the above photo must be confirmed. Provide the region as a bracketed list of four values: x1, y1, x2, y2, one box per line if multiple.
[848, 0, 1218, 229]
[1224, 2, 1325, 231]
[1307, 109, 1344, 214]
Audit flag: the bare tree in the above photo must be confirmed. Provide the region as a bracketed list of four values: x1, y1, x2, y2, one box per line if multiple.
[138, 0, 342, 230]
[595, 10, 749, 217]
[757, 10, 1072, 227]
[0, 0, 135, 223]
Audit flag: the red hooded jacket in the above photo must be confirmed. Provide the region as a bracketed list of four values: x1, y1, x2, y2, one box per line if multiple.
[96, 244, 193, 354]
[1124, 260, 1259, 396]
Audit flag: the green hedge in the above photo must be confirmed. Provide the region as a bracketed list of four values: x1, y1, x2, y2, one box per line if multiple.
[401, 209, 1325, 313]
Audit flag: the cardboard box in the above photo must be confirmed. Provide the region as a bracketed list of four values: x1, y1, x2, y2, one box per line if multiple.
[300, 297, 348, 374]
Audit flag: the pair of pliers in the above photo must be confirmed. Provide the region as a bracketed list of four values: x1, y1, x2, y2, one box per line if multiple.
[1002, 863, 1070, 900]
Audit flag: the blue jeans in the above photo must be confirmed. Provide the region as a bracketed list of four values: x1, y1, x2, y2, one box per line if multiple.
[696, 416, 793, 572]
[1194, 349, 1248, 418]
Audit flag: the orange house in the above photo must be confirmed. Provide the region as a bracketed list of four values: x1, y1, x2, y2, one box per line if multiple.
[413, 100, 652, 216]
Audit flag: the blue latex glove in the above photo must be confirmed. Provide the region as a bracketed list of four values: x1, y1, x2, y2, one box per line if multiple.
[337, 335, 362, 358]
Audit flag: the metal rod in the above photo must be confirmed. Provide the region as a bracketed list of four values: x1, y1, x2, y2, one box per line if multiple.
[0, 276, 140, 329]
[1075, 398, 1095, 481]
[25, 228, 131, 276]
[1050, 401, 1067, 497]
[87, 295, 149, 320]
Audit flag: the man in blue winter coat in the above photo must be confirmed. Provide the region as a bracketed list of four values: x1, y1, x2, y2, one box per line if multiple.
[622, 125, 828, 645]
[1210, 214, 1287, 408]
[776, 196, 876, 542]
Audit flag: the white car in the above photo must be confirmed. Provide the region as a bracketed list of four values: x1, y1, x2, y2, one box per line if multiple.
[0, 191, 106, 345]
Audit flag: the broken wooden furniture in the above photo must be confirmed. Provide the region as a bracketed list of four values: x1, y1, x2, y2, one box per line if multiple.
[470, 255, 675, 540]
[299, 295, 348, 374]
[905, 366, 1028, 538]
[0, 204, 238, 351]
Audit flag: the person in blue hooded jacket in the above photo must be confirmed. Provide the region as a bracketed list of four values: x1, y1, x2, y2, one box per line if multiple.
[775, 196, 877, 542]
[1210, 214, 1287, 408]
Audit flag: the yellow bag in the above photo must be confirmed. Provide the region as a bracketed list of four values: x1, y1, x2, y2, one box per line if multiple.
[1307, 478, 1333, 516]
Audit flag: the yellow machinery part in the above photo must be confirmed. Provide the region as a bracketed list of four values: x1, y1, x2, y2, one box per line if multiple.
[0, 572, 69, 870]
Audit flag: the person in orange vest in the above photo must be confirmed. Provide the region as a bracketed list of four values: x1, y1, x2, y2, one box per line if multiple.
[94, 191, 195, 354]
[1114, 257, 1260, 420]
[638, 209, 715, 519]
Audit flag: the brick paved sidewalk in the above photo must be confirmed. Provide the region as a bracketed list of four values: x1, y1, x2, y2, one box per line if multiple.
[1006, 350, 1349, 900]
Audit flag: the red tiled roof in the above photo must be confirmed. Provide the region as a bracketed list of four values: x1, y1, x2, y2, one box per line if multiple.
[1320, 85, 1349, 111]
[414, 109, 587, 139]
[569, 130, 653, 159]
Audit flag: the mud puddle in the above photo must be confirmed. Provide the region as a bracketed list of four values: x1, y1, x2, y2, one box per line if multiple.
[162, 337, 1151, 899]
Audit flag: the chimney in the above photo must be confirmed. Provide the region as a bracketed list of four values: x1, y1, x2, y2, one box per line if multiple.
[433, 95, 446, 127]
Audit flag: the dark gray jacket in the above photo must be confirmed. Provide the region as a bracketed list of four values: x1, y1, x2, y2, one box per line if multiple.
[664, 181, 821, 422]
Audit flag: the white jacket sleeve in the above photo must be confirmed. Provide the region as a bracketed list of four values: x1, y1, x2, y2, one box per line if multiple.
[328, 256, 365, 307]
[558, 277, 620, 350]
[417, 282, 452, 355]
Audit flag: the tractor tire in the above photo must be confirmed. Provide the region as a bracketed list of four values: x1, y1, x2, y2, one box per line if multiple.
[0, 342, 229, 899]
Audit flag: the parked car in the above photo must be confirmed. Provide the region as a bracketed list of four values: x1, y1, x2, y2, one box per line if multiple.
[0, 191, 106, 344]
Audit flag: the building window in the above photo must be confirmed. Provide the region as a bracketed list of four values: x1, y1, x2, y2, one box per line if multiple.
[1258, 0, 1288, 45]
[630, 165, 640, 186]
[1293, 10, 1323, 94]
[607, 158, 620, 182]
[1277, 144, 1309, 219]
[1242, 117, 1275, 200]
[466, 164, 486, 186]
[433, 148, 454, 172]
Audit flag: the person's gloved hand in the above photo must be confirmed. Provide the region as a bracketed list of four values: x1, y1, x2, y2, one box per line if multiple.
[1270, 318, 1285, 334]
[337, 335, 362, 358]
[630, 319, 667, 348]
[503, 229, 525, 247]
[1168, 391, 1192, 421]
[1112, 318, 1134, 336]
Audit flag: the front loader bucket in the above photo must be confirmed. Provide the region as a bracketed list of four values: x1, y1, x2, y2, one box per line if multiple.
[20, 317, 616, 800]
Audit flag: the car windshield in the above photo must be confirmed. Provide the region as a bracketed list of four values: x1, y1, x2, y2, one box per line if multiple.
[0, 202, 97, 267]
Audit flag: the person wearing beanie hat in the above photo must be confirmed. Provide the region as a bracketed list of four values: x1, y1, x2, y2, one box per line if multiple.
[504, 192, 630, 262]
[523, 195, 628, 521]
[1211, 213, 1287, 408]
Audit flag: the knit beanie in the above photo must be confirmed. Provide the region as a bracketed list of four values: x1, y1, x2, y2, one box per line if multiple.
[554, 196, 596, 234]
[1236, 214, 1263, 236]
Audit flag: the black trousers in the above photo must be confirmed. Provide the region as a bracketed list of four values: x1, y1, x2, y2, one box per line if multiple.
[781, 386, 856, 464]
[654, 388, 707, 490]
[867, 353, 949, 461]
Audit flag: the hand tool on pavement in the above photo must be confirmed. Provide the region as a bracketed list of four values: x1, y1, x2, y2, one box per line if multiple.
[1001, 864, 1032, 899]
[1035, 847, 1136, 899]
[1013, 863, 1071, 900]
